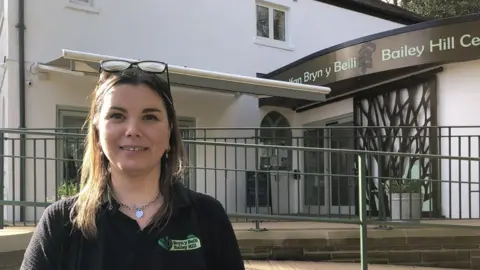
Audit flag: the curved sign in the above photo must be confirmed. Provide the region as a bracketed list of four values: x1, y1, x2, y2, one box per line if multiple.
[271, 19, 480, 86]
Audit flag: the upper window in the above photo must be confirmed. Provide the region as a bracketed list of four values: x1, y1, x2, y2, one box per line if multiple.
[256, 2, 287, 42]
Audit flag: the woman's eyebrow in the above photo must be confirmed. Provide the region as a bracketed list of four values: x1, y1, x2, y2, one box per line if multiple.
[142, 108, 162, 113]
[107, 107, 162, 113]
[108, 106, 126, 112]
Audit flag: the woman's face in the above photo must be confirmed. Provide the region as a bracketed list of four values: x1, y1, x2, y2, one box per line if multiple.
[97, 83, 170, 175]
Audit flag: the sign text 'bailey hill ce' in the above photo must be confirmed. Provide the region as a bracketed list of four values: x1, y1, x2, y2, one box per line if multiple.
[272, 19, 480, 86]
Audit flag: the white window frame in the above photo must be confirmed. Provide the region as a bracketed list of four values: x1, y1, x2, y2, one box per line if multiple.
[53, 106, 88, 195]
[66, 0, 100, 14]
[254, 0, 294, 51]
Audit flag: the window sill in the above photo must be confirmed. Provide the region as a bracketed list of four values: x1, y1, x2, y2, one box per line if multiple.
[65, 3, 100, 14]
[254, 37, 294, 51]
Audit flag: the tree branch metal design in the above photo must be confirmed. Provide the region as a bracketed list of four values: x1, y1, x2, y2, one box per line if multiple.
[354, 78, 434, 217]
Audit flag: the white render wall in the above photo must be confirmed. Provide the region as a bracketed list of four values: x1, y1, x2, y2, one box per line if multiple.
[437, 60, 480, 219]
[18, 0, 404, 72]
[0, 2, 6, 211]
[2, 0, 405, 130]
[1, 0, 407, 221]
[4, 0, 404, 128]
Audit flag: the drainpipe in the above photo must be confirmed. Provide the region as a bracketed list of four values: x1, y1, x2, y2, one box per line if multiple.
[16, 0, 26, 222]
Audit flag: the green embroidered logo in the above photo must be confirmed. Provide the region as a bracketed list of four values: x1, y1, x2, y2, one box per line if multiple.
[158, 234, 202, 251]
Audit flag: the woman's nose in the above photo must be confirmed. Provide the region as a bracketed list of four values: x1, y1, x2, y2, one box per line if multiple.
[125, 120, 141, 137]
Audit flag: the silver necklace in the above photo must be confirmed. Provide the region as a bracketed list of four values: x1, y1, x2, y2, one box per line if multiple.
[116, 192, 161, 219]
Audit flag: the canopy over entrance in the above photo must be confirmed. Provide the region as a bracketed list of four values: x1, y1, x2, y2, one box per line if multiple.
[36, 49, 330, 102]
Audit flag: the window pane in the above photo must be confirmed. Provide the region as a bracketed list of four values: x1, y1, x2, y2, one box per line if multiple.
[61, 116, 87, 186]
[273, 9, 286, 41]
[256, 5, 269, 38]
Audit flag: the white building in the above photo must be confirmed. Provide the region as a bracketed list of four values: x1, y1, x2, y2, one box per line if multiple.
[7, 0, 476, 223]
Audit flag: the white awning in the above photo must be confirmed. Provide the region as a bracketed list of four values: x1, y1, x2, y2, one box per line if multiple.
[36, 49, 330, 101]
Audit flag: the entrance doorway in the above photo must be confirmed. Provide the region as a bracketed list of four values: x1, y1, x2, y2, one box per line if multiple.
[303, 116, 356, 216]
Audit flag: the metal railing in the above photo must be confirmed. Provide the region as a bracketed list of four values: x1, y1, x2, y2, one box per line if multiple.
[1, 127, 480, 269]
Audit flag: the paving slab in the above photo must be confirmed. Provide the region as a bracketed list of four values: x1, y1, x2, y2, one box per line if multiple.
[244, 260, 462, 270]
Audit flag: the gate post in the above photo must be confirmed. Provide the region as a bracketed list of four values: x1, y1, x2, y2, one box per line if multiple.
[0, 132, 4, 229]
[358, 154, 369, 270]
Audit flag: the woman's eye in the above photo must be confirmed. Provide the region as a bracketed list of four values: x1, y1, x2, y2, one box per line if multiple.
[109, 113, 124, 120]
[144, 115, 159, 121]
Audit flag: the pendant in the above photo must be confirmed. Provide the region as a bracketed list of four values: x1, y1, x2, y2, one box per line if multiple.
[135, 209, 144, 219]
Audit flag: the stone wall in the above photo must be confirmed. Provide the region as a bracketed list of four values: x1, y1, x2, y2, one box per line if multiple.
[238, 228, 480, 269]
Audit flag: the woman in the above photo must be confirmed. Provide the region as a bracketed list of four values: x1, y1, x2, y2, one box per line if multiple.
[20, 60, 245, 270]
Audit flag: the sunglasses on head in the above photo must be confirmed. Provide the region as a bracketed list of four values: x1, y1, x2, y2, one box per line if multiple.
[99, 59, 168, 74]
[98, 59, 173, 105]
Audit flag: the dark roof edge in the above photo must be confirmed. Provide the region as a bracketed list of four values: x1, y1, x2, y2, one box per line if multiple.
[315, 0, 427, 25]
[264, 13, 480, 79]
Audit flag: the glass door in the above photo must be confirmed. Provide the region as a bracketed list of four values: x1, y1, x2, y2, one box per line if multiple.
[303, 128, 328, 215]
[303, 118, 356, 216]
[326, 121, 356, 216]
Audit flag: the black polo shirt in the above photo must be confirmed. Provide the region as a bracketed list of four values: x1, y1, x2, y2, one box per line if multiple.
[20, 182, 245, 270]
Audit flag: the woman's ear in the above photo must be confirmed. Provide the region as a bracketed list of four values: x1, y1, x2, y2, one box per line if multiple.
[93, 127, 102, 148]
